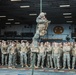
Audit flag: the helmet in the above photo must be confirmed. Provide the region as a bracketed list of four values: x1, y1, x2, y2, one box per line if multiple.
[39, 12, 46, 17]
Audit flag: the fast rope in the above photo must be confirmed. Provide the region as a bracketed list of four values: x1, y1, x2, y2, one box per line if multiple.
[31, 0, 43, 75]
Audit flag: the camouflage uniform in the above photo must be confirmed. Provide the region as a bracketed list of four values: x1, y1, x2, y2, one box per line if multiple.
[52, 43, 60, 69]
[30, 45, 34, 67]
[32, 12, 50, 48]
[37, 42, 45, 68]
[1, 41, 8, 65]
[8, 43, 16, 67]
[20, 42, 28, 67]
[16, 42, 21, 64]
[72, 44, 76, 69]
[46, 43, 53, 68]
[36, 12, 50, 36]
[30, 43, 39, 67]
[25, 41, 30, 66]
[63, 43, 71, 69]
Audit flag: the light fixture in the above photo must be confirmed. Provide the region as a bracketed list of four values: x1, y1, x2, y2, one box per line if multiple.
[64, 16, 72, 18]
[60, 5, 70, 7]
[6, 23, 11, 24]
[20, 6, 30, 8]
[29, 14, 37, 16]
[0, 16, 6, 18]
[8, 19, 14, 21]
[15, 22, 20, 24]
[11, 0, 21, 1]
[63, 13, 72, 15]
[66, 21, 73, 23]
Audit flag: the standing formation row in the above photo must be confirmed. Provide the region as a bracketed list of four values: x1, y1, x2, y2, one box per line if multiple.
[0, 40, 76, 70]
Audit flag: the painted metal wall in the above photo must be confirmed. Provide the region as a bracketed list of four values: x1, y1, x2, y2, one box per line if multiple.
[44, 24, 73, 41]
[1, 24, 74, 41]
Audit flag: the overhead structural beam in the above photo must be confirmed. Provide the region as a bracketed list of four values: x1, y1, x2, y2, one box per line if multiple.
[40, 0, 42, 13]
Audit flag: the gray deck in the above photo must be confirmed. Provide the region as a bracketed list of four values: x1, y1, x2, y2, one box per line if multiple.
[0, 68, 76, 75]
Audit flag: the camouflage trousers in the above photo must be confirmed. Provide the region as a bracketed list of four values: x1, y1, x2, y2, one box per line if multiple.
[37, 53, 45, 67]
[2, 54, 8, 65]
[63, 53, 70, 68]
[8, 53, 15, 67]
[53, 54, 60, 68]
[20, 52, 27, 66]
[47, 54, 53, 68]
[72, 56, 76, 68]
[30, 52, 33, 66]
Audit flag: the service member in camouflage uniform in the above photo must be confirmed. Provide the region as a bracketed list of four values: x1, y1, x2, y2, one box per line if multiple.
[20, 41, 28, 67]
[52, 42, 60, 69]
[8, 41, 16, 68]
[37, 42, 46, 68]
[72, 43, 76, 69]
[62, 42, 71, 69]
[46, 42, 53, 68]
[1, 40, 8, 66]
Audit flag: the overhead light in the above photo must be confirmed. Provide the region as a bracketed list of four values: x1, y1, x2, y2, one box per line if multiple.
[11, 0, 21, 1]
[64, 16, 72, 18]
[0, 16, 6, 18]
[60, 5, 70, 7]
[6, 23, 11, 24]
[63, 13, 72, 15]
[15, 22, 20, 24]
[29, 14, 37, 16]
[8, 19, 14, 21]
[66, 21, 73, 23]
[20, 6, 30, 8]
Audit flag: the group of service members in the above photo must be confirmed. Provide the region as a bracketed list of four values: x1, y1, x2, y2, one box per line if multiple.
[0, 40, 76, 70]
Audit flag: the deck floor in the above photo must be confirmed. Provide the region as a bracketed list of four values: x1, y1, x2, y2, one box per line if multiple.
[0, 66, 76, 75]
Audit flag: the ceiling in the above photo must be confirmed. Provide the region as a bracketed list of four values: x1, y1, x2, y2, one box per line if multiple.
[0, 0, 76, 26]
